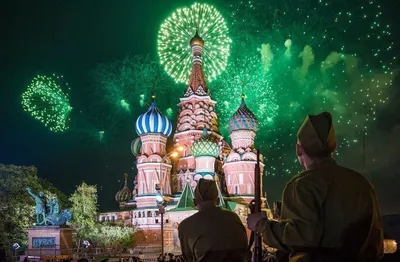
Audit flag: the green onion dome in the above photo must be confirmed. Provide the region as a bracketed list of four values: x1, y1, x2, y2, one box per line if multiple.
[191, 129, 220, 158]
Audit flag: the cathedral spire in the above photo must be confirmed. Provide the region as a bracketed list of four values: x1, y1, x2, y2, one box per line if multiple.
[185, 31, 208, 97]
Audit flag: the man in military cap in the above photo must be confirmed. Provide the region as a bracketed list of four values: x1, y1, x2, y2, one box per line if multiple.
[247, 112, 384, 262]
[178, 178, 248, 262]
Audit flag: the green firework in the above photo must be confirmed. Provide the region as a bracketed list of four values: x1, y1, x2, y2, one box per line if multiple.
[214, 54, 279, 135]
[158, 2, 231, 83]
[22, 74, 72, 132]
[220, 0, 395, 176]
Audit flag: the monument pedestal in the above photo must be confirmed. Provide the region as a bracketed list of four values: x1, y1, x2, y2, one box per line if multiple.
[26, 226, 74, 257]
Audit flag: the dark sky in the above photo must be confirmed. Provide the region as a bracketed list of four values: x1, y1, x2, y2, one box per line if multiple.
[1, 0, 400, 213]
[1, 0, 196, 211]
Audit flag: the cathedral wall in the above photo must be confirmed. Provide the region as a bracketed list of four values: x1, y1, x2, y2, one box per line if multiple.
[230, 130, 256, 149]
[194, 156, 216, 173]
[223, 161, 264, 195]
[140, 134, 168, 155]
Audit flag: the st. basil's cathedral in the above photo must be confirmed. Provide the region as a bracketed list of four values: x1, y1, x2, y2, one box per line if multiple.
[98, 32, 271, 252]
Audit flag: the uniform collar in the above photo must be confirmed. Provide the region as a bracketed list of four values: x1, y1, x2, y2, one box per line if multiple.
[197, 201, 218, 211]
[307, 157, 337, 171]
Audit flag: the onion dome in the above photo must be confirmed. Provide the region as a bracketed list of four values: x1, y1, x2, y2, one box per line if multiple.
[229, 96, 258, 132]
[191, 129, 220, 158]
[115, 174, 132, 203]
[190, 30, 204, 47]
[130, 137, 142, 156]
[135, 100, 172, 136]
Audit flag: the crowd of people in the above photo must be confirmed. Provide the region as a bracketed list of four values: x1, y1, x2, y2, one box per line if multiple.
[156, 253, 185, 262]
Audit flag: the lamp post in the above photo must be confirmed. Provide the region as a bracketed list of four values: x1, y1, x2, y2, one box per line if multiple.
[156, 195, 166, 255]
[155, 150, 179, 255]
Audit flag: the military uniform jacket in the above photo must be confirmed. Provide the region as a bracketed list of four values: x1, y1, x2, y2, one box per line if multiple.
[257, 158, 384, 262]
[178, 205, 248, 262]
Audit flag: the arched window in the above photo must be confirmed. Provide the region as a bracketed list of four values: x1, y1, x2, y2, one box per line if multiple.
[147, 211, 152, 217]
[235, 186, 239, 195]
[138, 212, 141, 218]
[111, 216, 115, 222]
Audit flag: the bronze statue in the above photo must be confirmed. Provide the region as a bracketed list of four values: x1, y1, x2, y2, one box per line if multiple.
[26, 188, 47, 225]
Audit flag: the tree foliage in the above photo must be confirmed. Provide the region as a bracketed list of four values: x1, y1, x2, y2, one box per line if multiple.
[38, 177, 71, 209]
[69, 182, 98, 240]
[0, 164, 68, 259]
[92, 223, 135, 249]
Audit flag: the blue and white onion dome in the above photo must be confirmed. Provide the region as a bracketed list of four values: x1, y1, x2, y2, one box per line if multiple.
[135, 101, 172, 136]
[228, 97, 258, 133]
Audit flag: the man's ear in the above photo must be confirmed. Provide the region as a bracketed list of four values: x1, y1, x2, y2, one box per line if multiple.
[296, 142, 303, 157]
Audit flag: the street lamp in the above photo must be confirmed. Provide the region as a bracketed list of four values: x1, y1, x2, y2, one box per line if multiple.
[156, 195, 167, 255]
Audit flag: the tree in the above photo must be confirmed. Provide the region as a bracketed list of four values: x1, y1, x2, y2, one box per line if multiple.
[69, 182, 98, 241]
[92, 223, 135, 251]
[38, 178, 70, 209]
[0, 164, 68, 260]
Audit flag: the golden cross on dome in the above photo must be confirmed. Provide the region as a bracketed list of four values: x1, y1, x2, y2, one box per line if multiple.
[241, 80, 245, 99]
[124, 173, 128, 185]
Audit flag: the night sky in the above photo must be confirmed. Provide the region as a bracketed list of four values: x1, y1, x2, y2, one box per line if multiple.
[2, 0, 400, 212]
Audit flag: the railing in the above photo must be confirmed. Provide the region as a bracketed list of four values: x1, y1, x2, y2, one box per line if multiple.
[25, 245, 74, 261]
[133, 244, 162, 254]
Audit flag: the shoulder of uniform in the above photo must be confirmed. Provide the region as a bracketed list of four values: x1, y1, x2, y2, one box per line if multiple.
[219, 207, 241, 218]
[287, 169, 322, 190]
[179, 212, 198, 229]
[287, 170, 310, 185]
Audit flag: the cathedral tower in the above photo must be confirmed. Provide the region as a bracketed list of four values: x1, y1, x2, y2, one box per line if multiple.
[173, 31, 222, 191]
[191, 128, 220, 181]
[223, 92, 264, 203]
[135, 96, 173, 208]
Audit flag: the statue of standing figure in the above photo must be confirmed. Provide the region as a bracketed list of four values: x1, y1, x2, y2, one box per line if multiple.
[26, 188, 47, 225]
[49, 197, 60, 214]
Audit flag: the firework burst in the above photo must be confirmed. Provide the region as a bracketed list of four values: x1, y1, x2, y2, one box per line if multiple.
[158, 2, 231, 83]
[22, 74, 72, 132]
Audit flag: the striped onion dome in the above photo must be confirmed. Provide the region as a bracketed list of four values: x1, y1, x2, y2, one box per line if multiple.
[229, 98, 258, 132]
[130, 137, 142, 156]
[191, 129, 220, 158]
[115, 174, 132, 203]
[135, 102, 172, 136]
